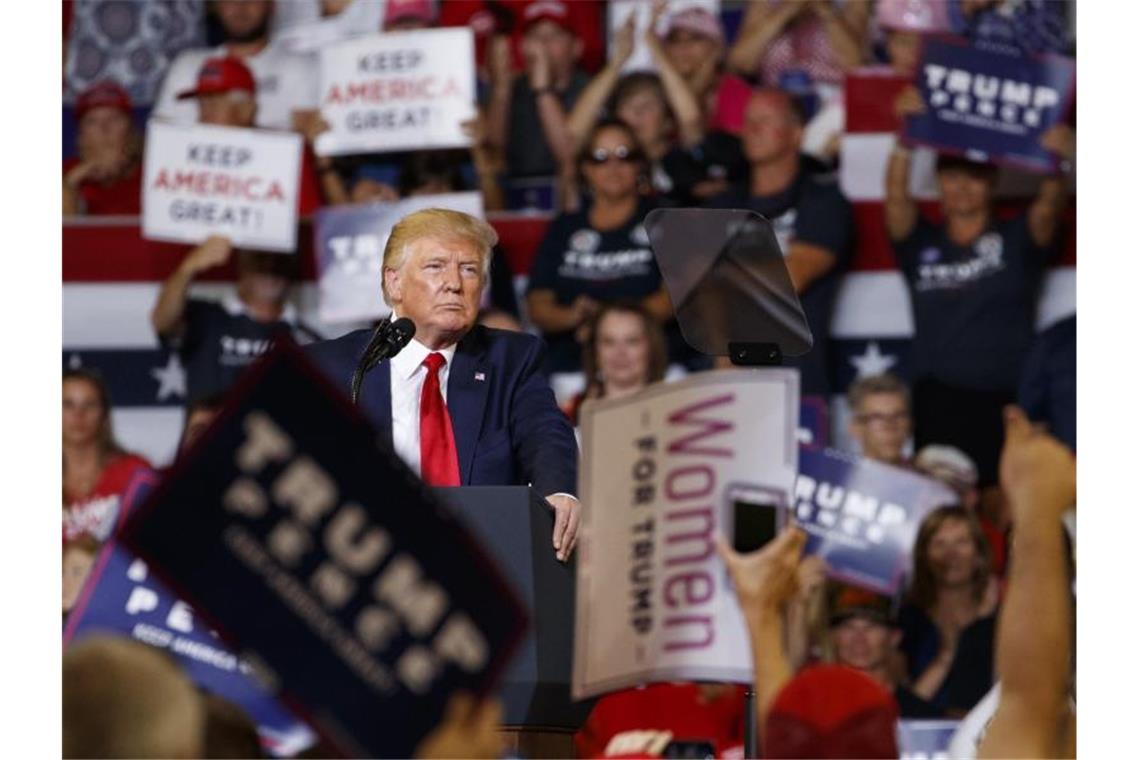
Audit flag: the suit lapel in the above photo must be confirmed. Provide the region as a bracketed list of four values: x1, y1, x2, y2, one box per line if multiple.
[447, 332, 490, 485]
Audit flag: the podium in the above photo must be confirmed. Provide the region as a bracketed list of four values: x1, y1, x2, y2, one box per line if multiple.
[433, 486, 593, 746]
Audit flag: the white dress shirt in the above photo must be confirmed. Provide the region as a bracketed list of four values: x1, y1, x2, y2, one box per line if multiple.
[388, 333, 577, 504]
[389, 338, 457, 478]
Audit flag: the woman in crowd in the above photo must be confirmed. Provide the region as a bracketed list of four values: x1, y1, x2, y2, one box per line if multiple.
[526, 119, 672, 376]
[886, 90, 1069, 489]
[899, 505, 1000, 717]
[62, 81, 143, 217]
[564, 301, 668, 424]
[62, 369, 151, 545]
[565, 7, 703, 206]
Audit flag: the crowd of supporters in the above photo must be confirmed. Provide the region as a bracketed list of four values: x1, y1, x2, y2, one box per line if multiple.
[62, 1, 1077, 757]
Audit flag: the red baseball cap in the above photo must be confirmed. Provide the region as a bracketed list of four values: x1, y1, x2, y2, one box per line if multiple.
[176, 56, 257, 100]
[523, 0, 574, 34]
[75, 80, 133, 123]
[763, 665, 899, 759]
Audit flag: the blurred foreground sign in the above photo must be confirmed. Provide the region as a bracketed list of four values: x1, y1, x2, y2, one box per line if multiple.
[120, 341, 527, 757]
[143, 121, 302, 252]
[795, 448, 956, 595]
[574, 369, 799, 699]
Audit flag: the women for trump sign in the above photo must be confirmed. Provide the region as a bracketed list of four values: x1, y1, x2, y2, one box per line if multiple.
[143, 121, 303, 252]
[573, 369, 800, 700]
[315, 28, 476, 156]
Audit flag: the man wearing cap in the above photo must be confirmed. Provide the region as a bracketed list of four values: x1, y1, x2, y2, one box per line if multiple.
[485, 1, 590, 180]
[153, 1, 317, 131]
[176, 55, 322, 216]
[828, 588, 943, 719]
[63, 81, 142, 216]
[887, 90, 1069, 489]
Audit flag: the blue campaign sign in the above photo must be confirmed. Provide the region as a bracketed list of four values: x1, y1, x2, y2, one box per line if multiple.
[63, 541, 316, 758]
[794, 448, 957, 595]
[119, 340, 528, 758]
[897, 719, 961, 760]
[904, 36, 1075, 173]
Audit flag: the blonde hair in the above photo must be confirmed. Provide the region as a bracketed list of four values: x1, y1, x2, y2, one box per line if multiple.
[381, 208, 499, 304]
[64, 636, 205, 758]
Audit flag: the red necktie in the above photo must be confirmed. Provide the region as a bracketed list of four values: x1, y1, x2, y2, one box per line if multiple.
[419, 352, 460, 486]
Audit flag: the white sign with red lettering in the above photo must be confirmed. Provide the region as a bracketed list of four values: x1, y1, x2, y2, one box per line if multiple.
[142, 121, 302, 252]
[316, 28, 476, 156]
[574, 369, 800, 699]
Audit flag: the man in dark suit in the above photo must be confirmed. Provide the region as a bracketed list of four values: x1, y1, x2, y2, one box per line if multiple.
[308, 208, 581, 561]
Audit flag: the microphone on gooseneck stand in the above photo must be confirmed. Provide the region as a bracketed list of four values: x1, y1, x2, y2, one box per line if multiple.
[350, 317, 416, 404]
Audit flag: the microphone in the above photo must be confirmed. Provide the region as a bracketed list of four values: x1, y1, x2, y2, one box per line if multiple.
[351, 317, 416, 404]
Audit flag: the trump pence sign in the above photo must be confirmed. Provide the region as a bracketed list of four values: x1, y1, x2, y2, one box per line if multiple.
[143, 121, 303, 252]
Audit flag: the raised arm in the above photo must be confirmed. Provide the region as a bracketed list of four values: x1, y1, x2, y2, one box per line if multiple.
[726, 0, 801, 77]
[296, 111, 350, 206]
[567, 14, 636, 152]
[1027, 125, 1075, 248]
[524, 40, 577, 174]
[718, 528, 807, 735]
[644, 1, 705, 148]
[150, 236, 233, 338]
[812, 1, 871, 72]
[483, 35, 515, 161]
[978, 407, 1076, 759]
[885, 87, 925, 241]
[463, 110, 507, 212]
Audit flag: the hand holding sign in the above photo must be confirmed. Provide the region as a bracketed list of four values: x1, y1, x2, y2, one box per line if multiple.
[716, 527, 806, 623]
[183, 235, 234, 275]
[895, 85, 926, 121]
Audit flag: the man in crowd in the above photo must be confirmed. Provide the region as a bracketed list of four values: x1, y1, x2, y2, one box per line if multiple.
[828, 589, 942, 718]
[707, 88, 853, 400]
[153, 0, 317, 130]
[484, 1, 589, 180]
[174, 55, 321, 214]
[307, 208, 581, 562]
[150, 235, 319, 403]
[847, 373, 912, 467]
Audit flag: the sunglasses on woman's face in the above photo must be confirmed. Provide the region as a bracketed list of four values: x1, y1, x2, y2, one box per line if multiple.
[586, 145, 641, 165]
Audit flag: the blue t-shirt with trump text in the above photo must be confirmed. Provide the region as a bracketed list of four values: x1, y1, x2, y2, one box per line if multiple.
[893, 213, 1052, 392]
[527, 198, 663, 373]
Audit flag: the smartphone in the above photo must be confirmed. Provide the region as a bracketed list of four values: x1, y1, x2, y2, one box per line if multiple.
[726, 484, 784, 553]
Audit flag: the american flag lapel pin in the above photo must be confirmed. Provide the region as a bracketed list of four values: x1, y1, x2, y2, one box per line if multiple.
[474, 371, 486, 382]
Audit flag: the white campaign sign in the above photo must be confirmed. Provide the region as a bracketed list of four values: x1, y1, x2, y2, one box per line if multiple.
[142, 121, 302, 253]
[314, 192, 484, 324]
[316, 28, 476, 156]
[574, 369, 800, 700]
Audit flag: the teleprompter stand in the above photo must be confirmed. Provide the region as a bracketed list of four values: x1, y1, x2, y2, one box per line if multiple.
[644, 208, 814, 758]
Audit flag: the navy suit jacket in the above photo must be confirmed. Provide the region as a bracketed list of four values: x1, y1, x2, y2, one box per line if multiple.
[306, 325, 578, 497]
